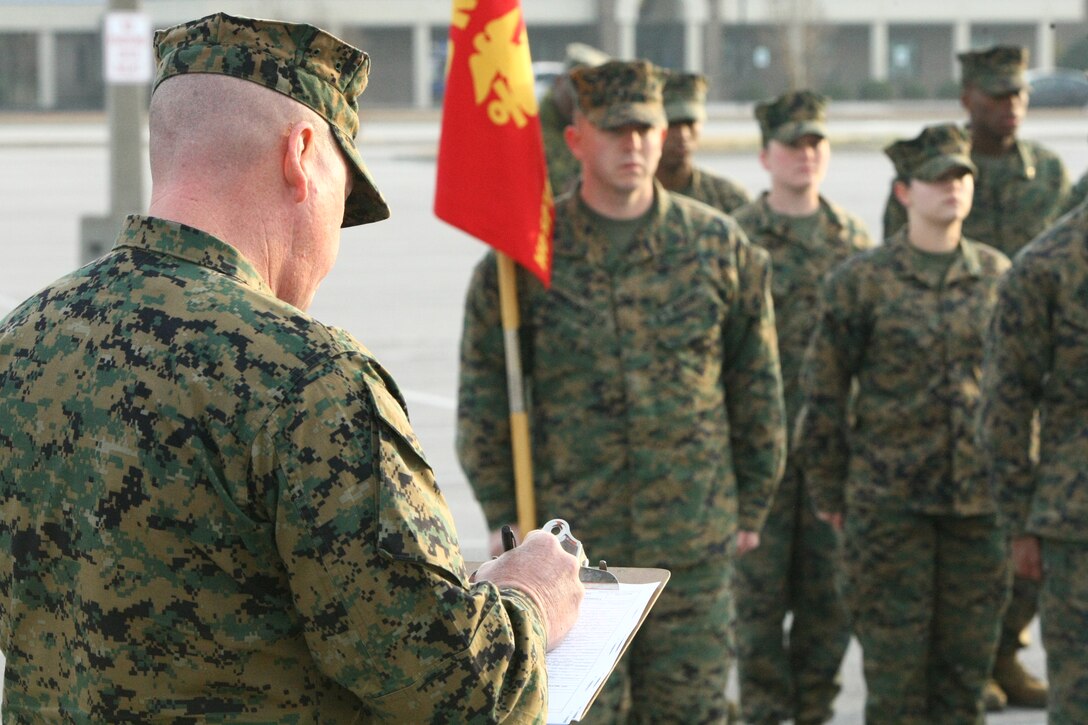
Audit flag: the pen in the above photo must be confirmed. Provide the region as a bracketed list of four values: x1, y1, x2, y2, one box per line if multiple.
[501, 525, 517, 552]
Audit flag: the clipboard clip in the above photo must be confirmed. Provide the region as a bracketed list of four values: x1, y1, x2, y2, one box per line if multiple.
[543, 518, 619, 589]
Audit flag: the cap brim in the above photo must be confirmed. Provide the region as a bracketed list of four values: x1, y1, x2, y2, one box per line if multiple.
[976, 75, 1028, 96]
[772, 120, 827, 144]
[587, 103, 667, 130]
[333, 126, 390, 227]
[664, 100, 707, 124]
[912, 154, 977, 181]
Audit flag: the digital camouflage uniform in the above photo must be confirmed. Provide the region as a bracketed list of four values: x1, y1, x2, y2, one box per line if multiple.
[458, 60, 787, 725]
[0, 14, 551, 722]
[1059, 168, 1088, 215]
[982, 201, 1088, 724]
[670, 166, 750, 215]
[659, 72, 749, 214]
[797, 124, 1011, 724]
[732, 184, 872, 721]
[884, 52, 1068, 688]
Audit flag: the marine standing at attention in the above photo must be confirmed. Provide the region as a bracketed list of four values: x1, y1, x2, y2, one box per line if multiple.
[799, 124, 1011, 723]
[731, 90, 872, 725]
[883, 53, 1065, 708]
[982, 189, 1088, 725]
[457, 59, 786, 723]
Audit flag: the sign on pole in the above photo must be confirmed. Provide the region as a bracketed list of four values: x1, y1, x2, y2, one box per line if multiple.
[104, 11, 153, 85]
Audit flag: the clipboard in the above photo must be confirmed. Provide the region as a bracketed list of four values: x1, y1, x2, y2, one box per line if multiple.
[547, 566, 670, 724]
[469, 520, 669, 724]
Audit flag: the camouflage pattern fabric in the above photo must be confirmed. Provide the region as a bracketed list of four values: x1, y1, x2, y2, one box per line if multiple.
[798, 229, 1011, 516]
[457, 181, 787, 721]
[959, 45, 1029, 95]
[154, 12, 388, 227]
[1039, 539, 1088, 724]
[663, 71, 708, 124]
[981, 202, 1088, 540]
[0, 216, 548, 722]
[845, 510, 1007, 724]
[983, 208, 1088, 723]
[669, 166, 750, 215]
[885, 123, 976, 181]
[1059, 168, 1088, 215]
[540, 88, 580, 198]
[731, 193, 871, 724]
[733, 194, 872, 425]
[755, 90, 828, 146]
[796, 230, 1011, 722]
[882, 138, 1069, 256]
[571, 60, 667, 130]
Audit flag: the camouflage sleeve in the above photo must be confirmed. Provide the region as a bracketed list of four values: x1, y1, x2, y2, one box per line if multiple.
[455, 253, 519, 530]
[1049, 152, 1072, 221]
[882, 181, 906, 240]
[721, 239, 787, 533]
[262, 352, 547, 721]
[795, 263, 866, 514]
[981, 261, 1050, 533]
[1059, 169, 1087, 217]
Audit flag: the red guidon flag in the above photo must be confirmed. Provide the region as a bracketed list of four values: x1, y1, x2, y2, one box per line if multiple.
[435, 0, 554, 286]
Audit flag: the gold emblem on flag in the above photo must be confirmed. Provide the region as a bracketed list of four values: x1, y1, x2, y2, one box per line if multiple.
[452, 0, 478, 30]
[467, 7, 539, 128]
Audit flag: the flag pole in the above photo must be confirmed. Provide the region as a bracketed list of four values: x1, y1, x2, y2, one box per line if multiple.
[495, 251, 536, 534]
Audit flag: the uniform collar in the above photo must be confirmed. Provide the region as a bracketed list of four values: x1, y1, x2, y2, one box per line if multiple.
[113, 215, 275, 297]
[972, 137, 1037, 181]
[751, 192, 844, 249]
[886, 227, 983, 286]
[556, 179, 673, 264]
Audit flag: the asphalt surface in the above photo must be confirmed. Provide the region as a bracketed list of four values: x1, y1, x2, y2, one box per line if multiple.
[0, 100, 1074, 722]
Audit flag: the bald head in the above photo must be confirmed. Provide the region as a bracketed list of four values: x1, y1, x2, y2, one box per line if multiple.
[149, 73, 336, 190]
[147, 73, 351, 311]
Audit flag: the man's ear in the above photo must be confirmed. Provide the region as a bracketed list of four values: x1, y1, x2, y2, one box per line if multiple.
[563, 122, 581, 160]
[893, 178, 911, 208]
[283, 122, 317, 204]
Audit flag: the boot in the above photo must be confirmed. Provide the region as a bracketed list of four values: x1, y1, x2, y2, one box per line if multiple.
[992, 652, 1047, 708]
[983, 680, 1007, 712]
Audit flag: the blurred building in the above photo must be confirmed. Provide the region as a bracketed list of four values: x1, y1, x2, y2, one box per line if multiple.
[0, 0, 1085, 110]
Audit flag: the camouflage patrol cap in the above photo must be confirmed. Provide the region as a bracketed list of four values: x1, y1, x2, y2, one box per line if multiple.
[663, 72, 708, 124]
[153, 12, 389, 227]
[885, 123, 976, 182]
[564, 42, 611, 71]
[958, 45, 1029, 95]
[755, 90, 828, 145]
[571, 60, 667, 130]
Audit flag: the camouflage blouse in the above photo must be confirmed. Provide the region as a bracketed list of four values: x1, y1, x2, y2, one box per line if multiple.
[0, 216, 547, 722]
[797, 230, 1010, 516]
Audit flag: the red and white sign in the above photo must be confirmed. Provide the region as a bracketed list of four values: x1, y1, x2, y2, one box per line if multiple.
[104, 11, 153, 84]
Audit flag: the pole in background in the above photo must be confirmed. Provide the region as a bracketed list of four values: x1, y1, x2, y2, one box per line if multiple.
[80, 0, 151, 265]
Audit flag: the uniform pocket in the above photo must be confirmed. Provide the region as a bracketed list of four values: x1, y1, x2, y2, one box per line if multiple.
[652, 287, 723, 352]
[366, 379, 466, 584]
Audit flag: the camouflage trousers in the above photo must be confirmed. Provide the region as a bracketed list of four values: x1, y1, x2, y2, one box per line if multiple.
[1040, 538, 1088, 725]
[995, 574, 1040, 654]
[577, 557, 733, 724]
[734, 469, 851, 724]
[845, 509, 1008, 725]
